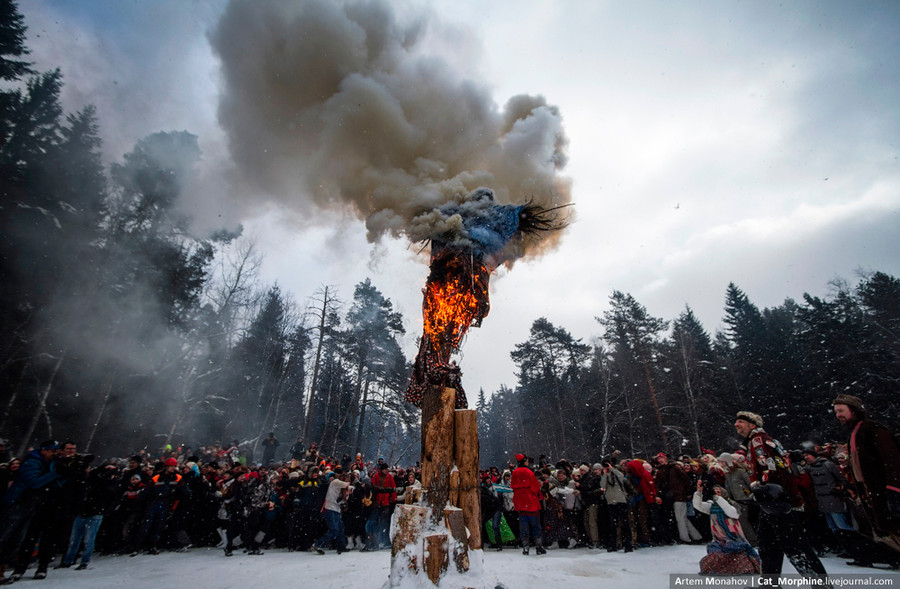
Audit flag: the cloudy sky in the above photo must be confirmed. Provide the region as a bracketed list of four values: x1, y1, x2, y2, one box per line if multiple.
[17, 0, 900, 396]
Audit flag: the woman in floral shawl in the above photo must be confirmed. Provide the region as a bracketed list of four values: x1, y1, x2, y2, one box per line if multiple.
[692, 479, 761, 575]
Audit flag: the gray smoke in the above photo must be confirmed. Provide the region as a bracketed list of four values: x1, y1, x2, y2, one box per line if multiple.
[211, 0, 572, 259]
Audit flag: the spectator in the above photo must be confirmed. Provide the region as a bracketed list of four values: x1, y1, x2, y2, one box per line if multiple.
[132, 458, 190, 555]
[511, 454, 545, 555]
[579, 464, 605, 549]
[600, 460, 633, 553]
[12, 440, 88, 581]
[59, 463, 120, 570]
[313, 471, 353, 554]
[369, 463, 397, 550]
[718, 452, 757, 546]
[261, 433, 280, 466]
[0, 440, 60, 583]
[802, 449, 852, 533]
[289, 436, 305, 463]
[656, 452, 702, 545]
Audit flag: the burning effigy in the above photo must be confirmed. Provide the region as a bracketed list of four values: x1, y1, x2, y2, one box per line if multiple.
[404, 188, 567, 410]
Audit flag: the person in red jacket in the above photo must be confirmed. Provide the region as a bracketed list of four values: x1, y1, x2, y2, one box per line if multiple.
[370, 463, 396, 550]
[626, 459, 662, 546]
[511, 454, 546, 555]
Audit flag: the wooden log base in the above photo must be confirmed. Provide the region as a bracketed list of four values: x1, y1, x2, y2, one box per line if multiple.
[391, 504, 429, 558]
[389, 388, 481, 586]
[424, 534, 449, 584]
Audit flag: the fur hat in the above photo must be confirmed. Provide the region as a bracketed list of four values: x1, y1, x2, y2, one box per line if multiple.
[736, 411, 763, 428]
[832, 394, 865, 416]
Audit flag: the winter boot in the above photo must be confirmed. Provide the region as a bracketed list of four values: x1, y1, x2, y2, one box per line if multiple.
[536, 545, 547, 555]
[522, 547, 529, 555]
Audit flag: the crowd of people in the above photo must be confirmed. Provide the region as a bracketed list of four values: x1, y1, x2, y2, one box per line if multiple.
[0, 394, 897, 584]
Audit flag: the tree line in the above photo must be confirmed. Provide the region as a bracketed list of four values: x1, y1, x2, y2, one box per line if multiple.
[477, 276, 900, 466]
[2, 1, 898, 467]
[0, 0, 417, 462]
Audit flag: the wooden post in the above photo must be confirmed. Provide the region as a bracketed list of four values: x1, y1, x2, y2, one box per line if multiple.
[454, 409, 481, 550]
[390, 386, 483, 586]
[444, 507, 470, 573]
[423, 534, 448, 584]
[421, 385, 456, 524]
[391, 504, 429, 558]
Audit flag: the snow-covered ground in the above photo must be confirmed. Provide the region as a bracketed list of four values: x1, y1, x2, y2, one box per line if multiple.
[12, 545, 898, 589]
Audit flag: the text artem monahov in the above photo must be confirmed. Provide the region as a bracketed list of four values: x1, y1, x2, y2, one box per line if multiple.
[670, 575, 755, 587]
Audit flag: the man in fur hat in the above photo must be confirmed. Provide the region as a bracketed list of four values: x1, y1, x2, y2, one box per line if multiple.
[833, 394, 900, 559]
[734, 412, 796, 497]
[734, 411, 828, 580]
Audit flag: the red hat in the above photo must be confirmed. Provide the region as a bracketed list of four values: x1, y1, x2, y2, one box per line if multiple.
[515, 453, 526, 462]
[165, 458, 178, 466]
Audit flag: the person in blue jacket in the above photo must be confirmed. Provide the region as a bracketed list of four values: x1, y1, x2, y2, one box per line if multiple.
[0, 440, 61, 583]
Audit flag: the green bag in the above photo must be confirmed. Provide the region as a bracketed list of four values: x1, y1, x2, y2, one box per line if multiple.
[485, 513, 516, 544]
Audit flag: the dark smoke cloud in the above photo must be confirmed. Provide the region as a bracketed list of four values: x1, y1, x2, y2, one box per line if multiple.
[211, 0, 572, 259]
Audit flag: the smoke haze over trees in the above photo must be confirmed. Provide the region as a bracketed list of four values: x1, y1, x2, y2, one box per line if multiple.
[2, 0, 899, 464]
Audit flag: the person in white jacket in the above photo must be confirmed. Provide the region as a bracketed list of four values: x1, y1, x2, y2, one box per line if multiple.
[313, 472, 354, 554]
[692, 480, 760, 575]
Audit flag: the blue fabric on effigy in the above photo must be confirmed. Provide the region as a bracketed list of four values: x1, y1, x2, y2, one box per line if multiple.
[437, 201, 524, 256]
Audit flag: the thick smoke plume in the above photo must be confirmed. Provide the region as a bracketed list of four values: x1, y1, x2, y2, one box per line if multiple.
[211, 0, 572, 259]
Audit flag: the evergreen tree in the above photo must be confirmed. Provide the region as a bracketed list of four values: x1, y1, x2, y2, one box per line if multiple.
[0, 0, 32, 81]
[343, 278, 404, 456]
[510, 317, 590, 459]
[598, 291, 670, 455]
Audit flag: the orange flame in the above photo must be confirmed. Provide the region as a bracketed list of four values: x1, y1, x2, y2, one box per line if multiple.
[423, 277, 480, 346]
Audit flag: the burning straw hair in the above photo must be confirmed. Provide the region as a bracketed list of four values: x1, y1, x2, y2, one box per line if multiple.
[517, 200, 572, 235]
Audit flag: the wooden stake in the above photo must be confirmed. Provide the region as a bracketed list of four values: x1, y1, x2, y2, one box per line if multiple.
[454, 409, 482, 550]
[424, 534, 448, 584]
[421, 385, 456, 524]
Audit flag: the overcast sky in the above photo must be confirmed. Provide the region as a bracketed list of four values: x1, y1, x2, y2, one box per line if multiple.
[18, 0, 900, 396]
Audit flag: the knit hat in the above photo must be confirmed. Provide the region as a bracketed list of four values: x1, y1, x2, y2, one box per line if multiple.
[717, 453, 734, 467]
[832, 394, 865, 415]
[736, 411, 763, 428]
[515, 453, 525, 462]
[164, 458, 178, 466]
[592, 463, 603, 471]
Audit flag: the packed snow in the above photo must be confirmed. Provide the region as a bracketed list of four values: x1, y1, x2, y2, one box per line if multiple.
[13, 545, 898, 589]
